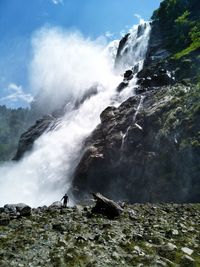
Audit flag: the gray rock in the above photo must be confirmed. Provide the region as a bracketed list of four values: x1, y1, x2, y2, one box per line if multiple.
[4, 204, 17, 214]
[181, 247, 194, 256]
[4, 203, 31, 217]
[49, 201, 63, 209]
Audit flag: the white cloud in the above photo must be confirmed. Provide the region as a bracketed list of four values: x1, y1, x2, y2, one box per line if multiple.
[51, 0, 63, 5]
[0, 83, 33, 104]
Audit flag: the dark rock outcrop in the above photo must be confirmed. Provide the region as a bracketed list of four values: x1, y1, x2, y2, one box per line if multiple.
[115, 33, 130, 68]
[73, 85, 200, 203]
[137, 68, 175, 88]
[116, 70, 134, 93]
[13, 115, 55, 160]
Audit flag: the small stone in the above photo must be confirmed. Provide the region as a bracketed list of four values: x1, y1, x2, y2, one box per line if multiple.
[181, 247, 194, 256]
[172, 229, 179, 235]
[112, 251, 120, 260]
[58, 237, 68, 246]
[165, 242, 177, 251]
[158, 242, 177, 257]
[134, 246, 145, 256]
[156, 259, 167, 267]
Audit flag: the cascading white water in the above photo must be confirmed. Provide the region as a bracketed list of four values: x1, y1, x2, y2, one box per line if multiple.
[115, 22, 151, 72]
[0, 22, 151, 207]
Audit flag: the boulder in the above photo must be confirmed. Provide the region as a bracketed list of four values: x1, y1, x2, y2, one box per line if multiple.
[91, 193, 123, 219]
[49, 201, 63, 209]
[124, 70, 133, 80]
[16, 203, 31, 216]
[4, 203, 31, 217]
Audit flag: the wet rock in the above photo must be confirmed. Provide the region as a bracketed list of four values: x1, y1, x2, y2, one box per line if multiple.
[124, 123, 143, 145]
[115, 33, 130, 68]
[73, 83, 200, 203]
[100, 106, 117, 123]
[75, 85, 98, 108]
[116, 81, 128, 93]
[124, 70, 133, 80]
[137, 23, 147, 38]
[13, 115, 55, 160]
[137, 70, 174, 88]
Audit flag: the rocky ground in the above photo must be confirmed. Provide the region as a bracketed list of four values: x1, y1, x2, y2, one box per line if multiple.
[0, 202, 200, 267]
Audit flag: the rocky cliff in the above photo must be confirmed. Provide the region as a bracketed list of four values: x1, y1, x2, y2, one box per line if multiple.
[72, 2, 200, 203]
[72, 84, 200, 203]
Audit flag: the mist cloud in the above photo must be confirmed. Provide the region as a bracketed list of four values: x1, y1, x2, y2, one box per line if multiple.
[30, 27, 116, 113]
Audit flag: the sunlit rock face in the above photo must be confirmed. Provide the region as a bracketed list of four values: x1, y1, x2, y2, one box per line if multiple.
[73, 84, 200, 203]
[72, 17, 200, 203]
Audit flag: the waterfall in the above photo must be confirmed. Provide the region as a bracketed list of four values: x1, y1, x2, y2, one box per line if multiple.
[115, 22, 151, 73]
[0, 22, 151, 207]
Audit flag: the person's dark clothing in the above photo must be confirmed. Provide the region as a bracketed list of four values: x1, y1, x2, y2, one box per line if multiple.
[61, 194, 68, 207]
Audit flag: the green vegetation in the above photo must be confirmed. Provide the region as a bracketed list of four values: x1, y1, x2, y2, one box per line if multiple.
[152, 0, 200, 59]
[154, 83, 200, 152]
[0, 106, 36, 161]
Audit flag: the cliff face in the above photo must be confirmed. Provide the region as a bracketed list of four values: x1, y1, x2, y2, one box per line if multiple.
[72, 3, 200, 203]
[72, 84, 200, 203]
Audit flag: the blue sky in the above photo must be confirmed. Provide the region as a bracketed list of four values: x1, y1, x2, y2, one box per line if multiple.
[0, 0, 161, 108]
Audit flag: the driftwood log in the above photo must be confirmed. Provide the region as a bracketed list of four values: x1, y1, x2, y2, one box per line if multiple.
[91, 193, 123, 219]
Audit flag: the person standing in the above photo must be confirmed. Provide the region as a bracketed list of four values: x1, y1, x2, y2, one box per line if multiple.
[61, 194, 68, 207]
